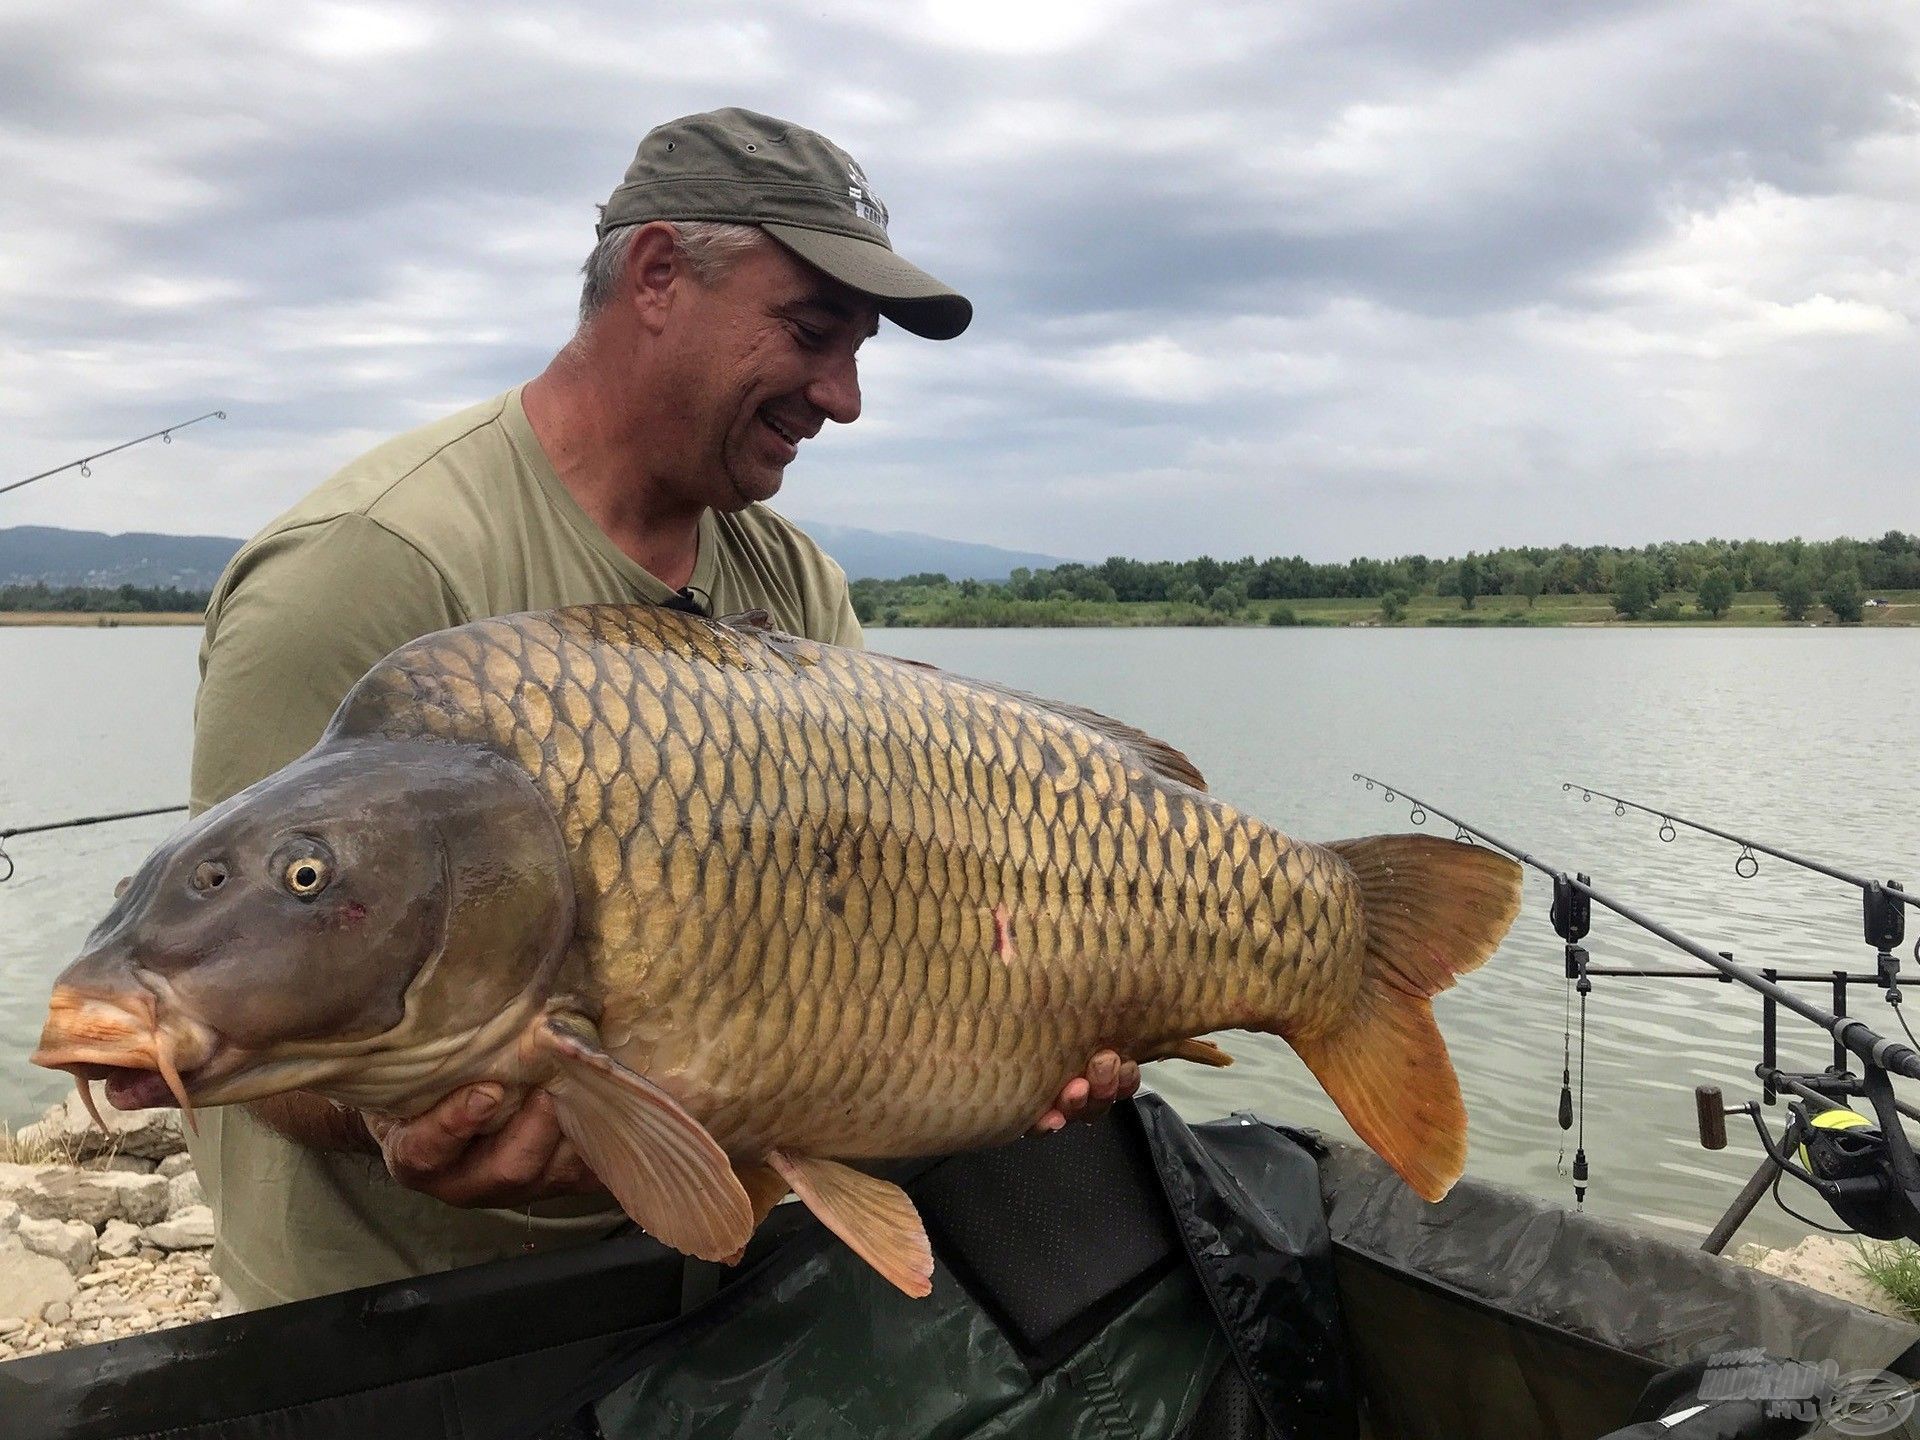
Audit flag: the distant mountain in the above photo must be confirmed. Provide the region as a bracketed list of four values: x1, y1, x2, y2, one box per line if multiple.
[0, 523, 1071, 589]
[0, 526, 242, 590]
[797, 524, 1069, 581]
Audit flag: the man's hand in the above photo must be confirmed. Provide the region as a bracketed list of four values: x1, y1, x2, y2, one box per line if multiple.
[363, 1084, 610, 1209]
[1030, 1050, 1140, 1136]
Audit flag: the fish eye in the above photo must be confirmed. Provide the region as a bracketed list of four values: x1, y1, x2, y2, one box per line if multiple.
[284, 857, 331, 898]
[191, 861, 228, 893]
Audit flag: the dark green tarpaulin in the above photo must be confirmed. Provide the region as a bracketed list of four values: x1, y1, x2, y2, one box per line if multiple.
[4, 1097, 1915, 1440]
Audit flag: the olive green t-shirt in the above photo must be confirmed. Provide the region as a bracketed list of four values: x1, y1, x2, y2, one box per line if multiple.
[187, 387, 862, 1309]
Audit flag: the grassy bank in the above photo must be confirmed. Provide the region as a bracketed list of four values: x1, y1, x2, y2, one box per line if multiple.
[0, 612, 204, 627]
[869, 590, 1920, 628]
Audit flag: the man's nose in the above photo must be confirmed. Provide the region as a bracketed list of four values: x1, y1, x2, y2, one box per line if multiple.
[807, 351, 862, 426]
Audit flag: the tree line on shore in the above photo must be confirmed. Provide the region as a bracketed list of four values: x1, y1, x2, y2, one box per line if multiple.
[849, 531, 1917, 625]
[0, 582, 210, 613]
[4, 531, 1914, 625]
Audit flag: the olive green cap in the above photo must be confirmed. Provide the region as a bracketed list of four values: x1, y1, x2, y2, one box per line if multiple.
[598, 108, 972, 341]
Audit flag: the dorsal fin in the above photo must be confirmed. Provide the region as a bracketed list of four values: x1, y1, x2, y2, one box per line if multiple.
[879, 654, 1207, 792]
[1022, 693, 1208, 792]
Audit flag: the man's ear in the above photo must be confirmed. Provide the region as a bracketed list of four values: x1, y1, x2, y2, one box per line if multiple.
[621, 222, 687, 334]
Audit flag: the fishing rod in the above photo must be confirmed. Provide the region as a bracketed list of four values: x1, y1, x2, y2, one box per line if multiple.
[0, 805, 187, 884]
[1562, 781, 1913, 958]
[1353, 772, 1920, 1252]
[0, 411, 227, 499]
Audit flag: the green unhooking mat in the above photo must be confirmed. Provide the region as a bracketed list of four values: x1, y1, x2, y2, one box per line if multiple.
[0, 1098, 1348, 1440]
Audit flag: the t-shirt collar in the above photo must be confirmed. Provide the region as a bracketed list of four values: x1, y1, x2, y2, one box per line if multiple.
[502, 385, 720, 606]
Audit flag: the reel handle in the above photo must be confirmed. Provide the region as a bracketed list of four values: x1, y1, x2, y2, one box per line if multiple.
[1695, 1086, 1728, 1150]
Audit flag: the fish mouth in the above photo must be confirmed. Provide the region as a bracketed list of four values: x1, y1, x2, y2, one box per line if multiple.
[31, 984, 221, 1127]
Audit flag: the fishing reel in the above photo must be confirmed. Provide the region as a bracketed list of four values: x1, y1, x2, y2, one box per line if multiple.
[1697, 1070, 1920, 1244]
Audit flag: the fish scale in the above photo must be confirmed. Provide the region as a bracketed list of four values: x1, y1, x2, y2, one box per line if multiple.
[36, 602, 1521, 1296]
[333, 605, 1349, 1160]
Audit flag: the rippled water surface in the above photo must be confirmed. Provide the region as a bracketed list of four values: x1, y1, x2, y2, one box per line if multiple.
[2, 624, 1916, 1250]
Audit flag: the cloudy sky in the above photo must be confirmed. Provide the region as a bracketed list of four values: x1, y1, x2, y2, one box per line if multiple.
[2, 0, 1916, 563]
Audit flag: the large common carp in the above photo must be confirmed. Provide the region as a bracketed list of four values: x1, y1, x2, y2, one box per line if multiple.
[34, 605, 1520, 1296]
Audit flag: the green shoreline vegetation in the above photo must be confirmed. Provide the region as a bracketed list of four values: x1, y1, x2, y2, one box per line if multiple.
[4, 533, 1917, 628]
[851, 532, 1920, 628]
[0, 583, 208, 621]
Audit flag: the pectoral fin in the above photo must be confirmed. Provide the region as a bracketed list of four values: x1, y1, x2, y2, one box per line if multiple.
[535, 1015, 752, 1262]
[767, 1149, 934, 1299]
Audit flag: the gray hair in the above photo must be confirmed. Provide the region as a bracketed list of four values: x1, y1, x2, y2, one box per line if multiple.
[577, 221, 766, 324]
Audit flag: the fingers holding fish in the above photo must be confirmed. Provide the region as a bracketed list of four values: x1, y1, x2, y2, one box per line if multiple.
[1028, 1049, 1141, 1134]
[367, 1086, 608, 1208]
[1089, 1053, 1141, 1120]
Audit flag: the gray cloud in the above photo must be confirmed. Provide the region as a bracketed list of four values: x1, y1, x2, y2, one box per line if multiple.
[2, 0, 1916, 561]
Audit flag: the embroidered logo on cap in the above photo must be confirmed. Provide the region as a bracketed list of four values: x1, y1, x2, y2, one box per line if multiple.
[847, 160, 889, 231]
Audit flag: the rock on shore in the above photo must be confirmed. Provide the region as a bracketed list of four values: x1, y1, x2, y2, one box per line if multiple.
[19, 1092, 185, 1162]
[0, 1101, 217, 1361]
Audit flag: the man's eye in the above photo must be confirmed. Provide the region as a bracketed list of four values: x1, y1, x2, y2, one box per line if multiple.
[790, 322, 826, 349]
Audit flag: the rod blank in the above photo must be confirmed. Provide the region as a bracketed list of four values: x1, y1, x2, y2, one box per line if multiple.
[1562, 780, 1917, 909]
[2, 411, 226, 498]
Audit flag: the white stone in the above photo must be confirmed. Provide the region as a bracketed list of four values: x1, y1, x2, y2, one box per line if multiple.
[15, 1092, 185, 1162]
[0, 1162, 169, 1227]
[97, 1220, 142, 1259]
[141, 1207, 213, 1251]
[82, 1155, 158, 1175]
[156, 1154, 195, 1180]
[166, 1171, 204, 1216]
[41, 1299, 69, 1324]
[0, 1316, 22, 1338]
[16, 1217, 94, 1276]
[0, 1237, 77, 1322]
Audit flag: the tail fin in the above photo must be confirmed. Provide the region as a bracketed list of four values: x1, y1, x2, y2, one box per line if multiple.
[1287, 835, 1521, 1201]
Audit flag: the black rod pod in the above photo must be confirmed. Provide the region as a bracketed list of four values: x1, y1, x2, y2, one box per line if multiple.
[1353, 772, 1920, 1247]
[1354, 772, 1920, 1078]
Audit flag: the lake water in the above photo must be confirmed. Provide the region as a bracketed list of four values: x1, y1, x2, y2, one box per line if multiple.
[2, 623, 1916, 1251]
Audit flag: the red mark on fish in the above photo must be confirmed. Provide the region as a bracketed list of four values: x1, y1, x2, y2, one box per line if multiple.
[992, 903, 1015, 963]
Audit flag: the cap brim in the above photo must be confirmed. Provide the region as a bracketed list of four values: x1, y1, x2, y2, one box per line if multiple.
[762, 223, 972, 341]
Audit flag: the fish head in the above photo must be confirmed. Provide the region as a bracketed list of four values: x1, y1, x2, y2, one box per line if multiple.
[32, 738, 575, 1116]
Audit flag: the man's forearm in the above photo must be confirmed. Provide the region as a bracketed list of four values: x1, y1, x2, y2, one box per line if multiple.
[248, 1092, 381, 1155]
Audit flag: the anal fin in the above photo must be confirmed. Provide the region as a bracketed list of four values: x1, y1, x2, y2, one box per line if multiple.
[767, 1149, 934, 1299]
[1140, 1036, 1235, 1068]
[721, 1162, 792, 1266]
[535, 1015, 752, 1262]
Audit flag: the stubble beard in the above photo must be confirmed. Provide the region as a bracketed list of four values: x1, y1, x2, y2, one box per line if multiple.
[718, 397, 787, 511]
[720, 439, 779, 512]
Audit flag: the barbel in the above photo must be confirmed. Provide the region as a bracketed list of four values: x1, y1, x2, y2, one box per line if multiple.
[1, 411, 227, 499]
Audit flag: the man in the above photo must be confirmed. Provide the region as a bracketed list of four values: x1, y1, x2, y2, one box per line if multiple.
[188, 108, 1136, 1310]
